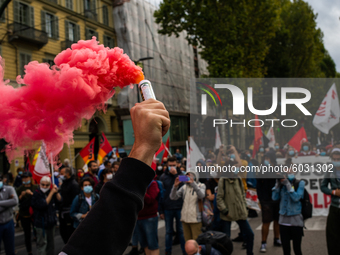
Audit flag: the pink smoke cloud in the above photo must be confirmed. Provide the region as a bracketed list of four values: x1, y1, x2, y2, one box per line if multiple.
[0, 37, 144, 160]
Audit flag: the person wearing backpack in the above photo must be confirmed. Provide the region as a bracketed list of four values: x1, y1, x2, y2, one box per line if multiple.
[272, 165, 305, 255]
[135, 178, 160, 255]
[321, 147, 340, 255]
[185, 239, 222, 255]
[70, 177, 99, 229]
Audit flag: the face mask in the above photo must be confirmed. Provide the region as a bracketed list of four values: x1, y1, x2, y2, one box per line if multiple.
[40, 187, 50, 193]
[229, 154, 235, 159]
[247, 154, 251, 158]
[275, 146, 279, 150]
[19, 171, 23, 175]
[84, 185, 93, 194]
[106, 174, 113, 180]
[78, 172, 84, 178]
[303, 146, 309, 152]
[320, 152, 326, 156]
[210, 171, 218, 179]
[54, 172, 59, 177]
[182, 171, 186, 175]
[264, 160, 270, 166]
[287, 174, 295, 181]
[23, 180, 31, 185]
[234, 167, 240, 174]
[168, 166, 176, 171]
[333, 161, 340, 168]
[288, 151, 295, 156]
[157, 166, 163, 171]
[60, 175, 65, 180]
[0, 181, 3, 189]
[259, 148, 264, 152]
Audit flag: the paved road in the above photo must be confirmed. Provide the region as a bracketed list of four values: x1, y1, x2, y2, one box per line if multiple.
[4, 216, 327, 255]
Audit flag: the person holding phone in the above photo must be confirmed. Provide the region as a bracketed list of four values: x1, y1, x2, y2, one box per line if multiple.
[170, 171, 206, 241]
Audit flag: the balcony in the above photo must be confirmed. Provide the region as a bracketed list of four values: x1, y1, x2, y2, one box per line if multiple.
[8, 22, 48, 47]
[61, 40, 76, 51]
[84, 10, 97, 21]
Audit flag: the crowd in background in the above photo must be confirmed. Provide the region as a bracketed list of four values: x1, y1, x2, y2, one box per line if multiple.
[1, 141, 340, 255]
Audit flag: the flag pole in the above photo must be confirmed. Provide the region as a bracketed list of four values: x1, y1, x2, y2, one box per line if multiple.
[164, 145, 172, 156]
[50, 152, 55, 186]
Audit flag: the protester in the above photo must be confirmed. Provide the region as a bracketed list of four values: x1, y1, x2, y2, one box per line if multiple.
[0, 175, 18, 255]
[298, 142, 316, 156]
[98, 160, 112, 179]
[286, 146, 296, 159]
[174, 148, 183, 161]
[70, 177, 99, 228]
[112, 161, 120, 174]
[53, 168, 60, 187]
[159, 156, 186, 255]
[59, 99, 170, 255]
[274, 143, 286, 158]
[16, 172, 38, 255]
[170, 171, 206, 241]
[76, 168, 84, 183]
[83, 160, 99, 186]
[272, 164, 305, 255]
[13, 167, 24, 188]
[95, 168, 113, 194]
[31, 176, 62, 255]
[64, 159, 70, 167]
[257, 151, 281, 252]
[135, 177, 160, 255]
[216, 146, 254, 255]
[185, 239, 222, 255]
[59, 167, 80, 244]
[321, 147, 340, 255]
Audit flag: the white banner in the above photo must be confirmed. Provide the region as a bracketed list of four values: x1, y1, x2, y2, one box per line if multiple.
[34, 142, 50, 176]
[215, 127, 222, 149]
[188, 137, 205, 171]
[277, 156, 332, 216]
[266, 126, 275, 148]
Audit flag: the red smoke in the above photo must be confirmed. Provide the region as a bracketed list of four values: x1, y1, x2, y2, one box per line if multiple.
[0, 37, 144, 160]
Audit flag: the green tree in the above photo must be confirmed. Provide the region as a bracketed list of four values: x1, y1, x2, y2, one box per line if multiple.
[154, 0, 281, 78]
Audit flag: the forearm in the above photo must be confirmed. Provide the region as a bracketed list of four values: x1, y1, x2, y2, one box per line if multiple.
[169, 185, 180, 200]
[321, 179, 332, 195]
[0, 198, 17, 208]
[46, 193, 54, 205]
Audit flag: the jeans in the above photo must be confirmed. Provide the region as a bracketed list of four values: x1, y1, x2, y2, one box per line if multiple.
[221, 219, 254, 255]
[131, 224, 140, 246]
[20, 216, 33, 253]
[36, 226, 55, 255]
[136, 216, 159, 250]
[164, 209, 185, 253]
[0, 219, 15, 255]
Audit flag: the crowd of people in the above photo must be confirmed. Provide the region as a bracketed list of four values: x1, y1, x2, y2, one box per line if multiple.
[1, 140, 340, 255]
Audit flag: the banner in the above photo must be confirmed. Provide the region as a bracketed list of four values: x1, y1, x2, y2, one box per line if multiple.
[98, 132, 112, 164]
[188, 137, 205, 170]
[266, 126, 275, 149]
[34, 142, 50, 177]
[80, 138, 96, 164]
[215, 127, 222, 149]
[313, 83, 340, 134]
[277, 156, 331, 216]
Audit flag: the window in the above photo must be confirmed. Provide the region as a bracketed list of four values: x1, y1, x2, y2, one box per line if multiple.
[42, 58, 55, 67]
[65, 21, 80, 42]
[65, 0, 73, 10]
[103, 35, 114, 48]
[20, 53, 31, 76]
[0, 0, 5, 22]
[84, 0, 96, 20]
[102, 5, 108, 26]
[85, 28, 98, 40]
[13, 1, 34, 27]
[41, 11, 59, 39]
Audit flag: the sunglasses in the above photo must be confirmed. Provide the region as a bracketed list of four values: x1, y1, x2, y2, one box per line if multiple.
[41, 184, 50, 187]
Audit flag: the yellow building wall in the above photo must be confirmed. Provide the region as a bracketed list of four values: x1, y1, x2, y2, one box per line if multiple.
[0, 0, 121, 176]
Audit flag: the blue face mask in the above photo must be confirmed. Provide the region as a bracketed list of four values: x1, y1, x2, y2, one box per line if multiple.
[333, 161, 340, 168]
[287, 174, 295, 181]
[320, 152, 326, 156]
[0, 181, 3, 189]
[234, 167, 240, 174]
[229, 154, 235, 159]
[288, 150, 295, 156]
[264, 160, 270, 166]
[259, 148, 264, 152]
[83, 186, 93, 194]
[303, 146, 309, 152]
[275, 146, 279, 150]
[19, 171, 23, 175]
[23, 180, 31, 185]
[247, 154, 251, 158]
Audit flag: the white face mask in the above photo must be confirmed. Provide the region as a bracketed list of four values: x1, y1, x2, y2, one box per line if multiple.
[106, 174, 113, 180]
[40, 186, 50, 193]
[210, 171, 218, 179]
[54, 172, 59, 177]
[157, 166, 163, 171]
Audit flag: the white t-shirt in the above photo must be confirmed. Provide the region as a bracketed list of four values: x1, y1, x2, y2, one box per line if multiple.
[85, 196, 92, 207]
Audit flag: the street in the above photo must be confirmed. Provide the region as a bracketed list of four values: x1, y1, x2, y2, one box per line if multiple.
[5, 215, 327, 255]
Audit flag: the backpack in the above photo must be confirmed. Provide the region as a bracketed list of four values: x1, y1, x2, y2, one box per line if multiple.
[293, 180, 312, 220]
[148, 180, 164, 212]
[196, 231, 233, 255]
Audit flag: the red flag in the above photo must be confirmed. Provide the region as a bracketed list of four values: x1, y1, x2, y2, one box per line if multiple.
[162, 137, 170, 161]
[98, 132, 112, 164]
[80, 138, 96, 164]
[252, 115, 263, 158]
[151, 143, 165, 170]
[288, 127, 308, 151]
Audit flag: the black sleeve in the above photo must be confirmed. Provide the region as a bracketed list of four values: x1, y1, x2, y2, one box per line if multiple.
[61, 157, 155, 255]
